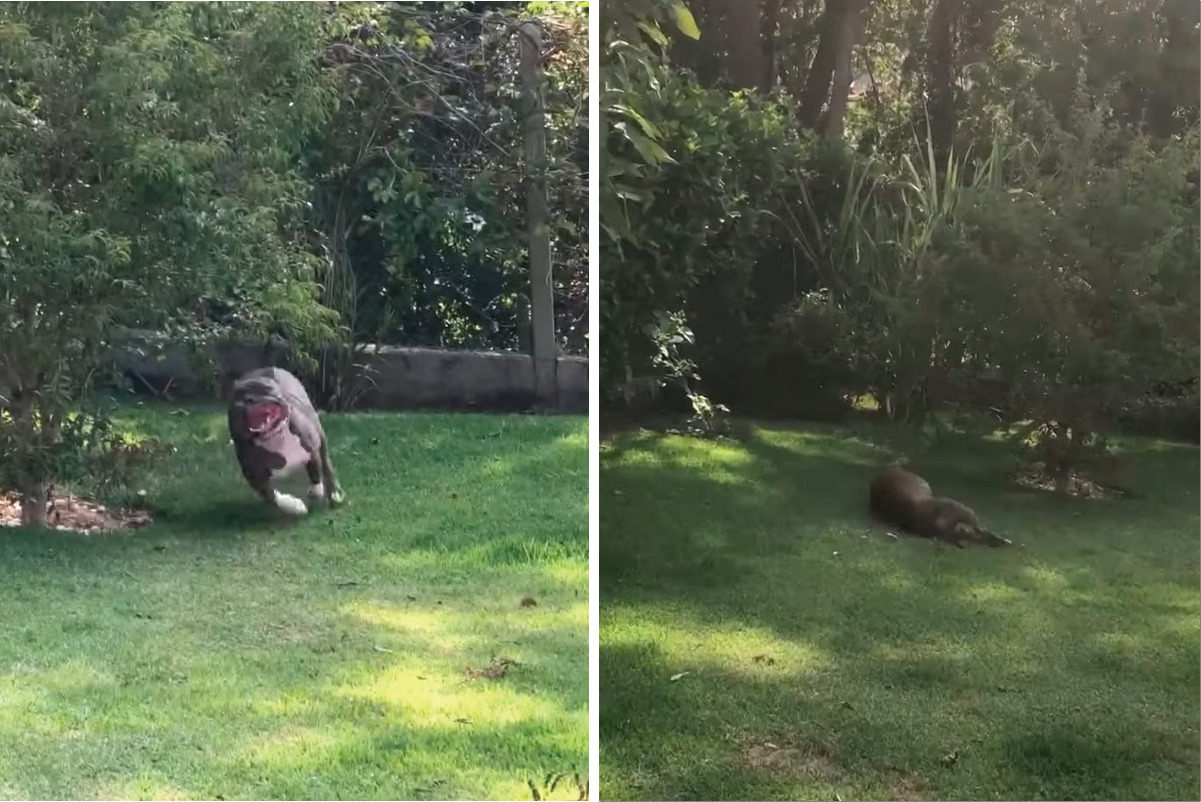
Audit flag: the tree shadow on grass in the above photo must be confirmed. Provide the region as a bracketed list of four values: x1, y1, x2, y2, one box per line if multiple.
[600, 424, 1200, 800]
[601, 632, 1197, 801]
[0, 555, 588, 800]
[0, 408, 589, 799]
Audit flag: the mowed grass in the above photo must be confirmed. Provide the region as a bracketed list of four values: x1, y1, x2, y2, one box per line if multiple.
[0, 402, 587, 801]
[600, 419, 1200, 801]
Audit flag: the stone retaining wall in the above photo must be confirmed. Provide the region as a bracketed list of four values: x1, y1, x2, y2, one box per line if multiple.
[115, 335, 587, 414]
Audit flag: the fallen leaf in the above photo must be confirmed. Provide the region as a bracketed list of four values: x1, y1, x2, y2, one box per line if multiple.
[465, 657, 517, 680]
[669, 671, 690, 682]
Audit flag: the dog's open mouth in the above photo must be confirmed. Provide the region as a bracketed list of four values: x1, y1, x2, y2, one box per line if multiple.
[246, 401, 287, 434]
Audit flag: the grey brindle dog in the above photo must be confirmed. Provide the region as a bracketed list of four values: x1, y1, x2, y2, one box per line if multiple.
[228, 367, 345, 515]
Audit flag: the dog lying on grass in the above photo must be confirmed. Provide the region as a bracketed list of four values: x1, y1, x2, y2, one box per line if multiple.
[228, 367, 344, 515]
[869, 464, 1010, 548]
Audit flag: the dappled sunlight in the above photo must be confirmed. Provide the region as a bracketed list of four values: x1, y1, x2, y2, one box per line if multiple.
[750, 425, 882, 466]
[604, 604, 834, 679]
[870, 637, 977, 664]
[242, 724, 346, 767]
[553, 428, 588, 450]
[332, 664, 572, 726]
[1019, 562, 1069, 590]
[0, 404, 587, 800]
[93, 776, 193, 801]
[0, 660, 118, 736]
[608, 434, 760, 489]
[655, 434, 751, 464]
[341, 595, 588, 655]
[602, 418, 1200, 800]
[958, 580, 1023, 604]
[537, 558, 589, 587]
[374, 548, 588, 589]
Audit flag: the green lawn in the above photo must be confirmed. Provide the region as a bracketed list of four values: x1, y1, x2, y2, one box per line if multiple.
[600, 419, 1200, 801]
[0, 402, 588, 801]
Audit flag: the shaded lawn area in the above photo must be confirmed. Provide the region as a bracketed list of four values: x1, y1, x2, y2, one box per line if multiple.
[0, 402, 588, 801]
[600, 420, 1200, 801]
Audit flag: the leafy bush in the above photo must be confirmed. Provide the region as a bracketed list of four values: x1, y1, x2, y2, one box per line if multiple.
[601, 23, 810, 401]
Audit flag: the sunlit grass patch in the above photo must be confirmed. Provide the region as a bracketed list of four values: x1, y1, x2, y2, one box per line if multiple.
[0, 402, 587, 801]
[601, 421, 1200, 801]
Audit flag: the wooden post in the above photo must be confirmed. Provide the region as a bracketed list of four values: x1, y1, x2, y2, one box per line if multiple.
[518, 20, 557, 409]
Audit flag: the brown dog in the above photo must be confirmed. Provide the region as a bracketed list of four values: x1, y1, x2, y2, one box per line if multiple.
[227, 367, 344, 515]
[868, 465, 1010, 548]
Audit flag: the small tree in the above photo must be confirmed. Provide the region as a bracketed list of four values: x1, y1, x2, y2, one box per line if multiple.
[943, 122, 1199, 487]
[0, 3, 339, 525]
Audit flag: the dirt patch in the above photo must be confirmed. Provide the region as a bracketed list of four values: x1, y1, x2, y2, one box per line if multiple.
[0, 490, 153, 534]
[740, 738, 841, 779]
[1011, 465, 1129, 499]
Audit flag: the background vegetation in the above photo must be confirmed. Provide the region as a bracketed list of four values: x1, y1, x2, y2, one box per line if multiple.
[0, 1, 587, 523]
[600, 0, 1198, 475]
[599, 4, 1199, 798]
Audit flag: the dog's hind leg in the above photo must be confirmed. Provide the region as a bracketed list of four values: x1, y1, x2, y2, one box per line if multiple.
[318, 440, 345, 506]
[305, 454, 325, 501]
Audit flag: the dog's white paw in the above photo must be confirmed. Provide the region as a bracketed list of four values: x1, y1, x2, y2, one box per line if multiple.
[330, 489, 346, 506]
[273, 491, 308, 516]
[308, 482, 325, 499]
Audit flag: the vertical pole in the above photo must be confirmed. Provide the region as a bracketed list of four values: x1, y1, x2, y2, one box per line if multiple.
[519, 20, 557, 409]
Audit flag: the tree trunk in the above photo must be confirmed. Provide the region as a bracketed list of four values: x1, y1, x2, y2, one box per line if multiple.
[669, 0, 722, 85]
[925, 0, 962, 167]
[20, 480, 49, 528]
[959, 0, 1007, 68]
[819, 0, 870, 141]
[720, 0, 764, 90]
[760, 0, 785, 92]
[796, 0, 846, 128]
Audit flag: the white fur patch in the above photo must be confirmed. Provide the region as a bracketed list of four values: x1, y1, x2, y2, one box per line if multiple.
[256, 425, 310, 479]
[308, 482, 325, 499]
[330, 489, 346, 506]
[273, 491, 308, 516]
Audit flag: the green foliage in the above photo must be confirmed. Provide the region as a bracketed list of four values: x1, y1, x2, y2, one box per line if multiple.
[647, 311, 730, 437]
[0, 2, 589, 502]
[939, 127, 1200, 475]
[601, 7, 807, 398]
[0, 3, 338, 517]
[308, 1, 588, 369]
[602, 0, 1199, 478]
[0, 405, 169, 504]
